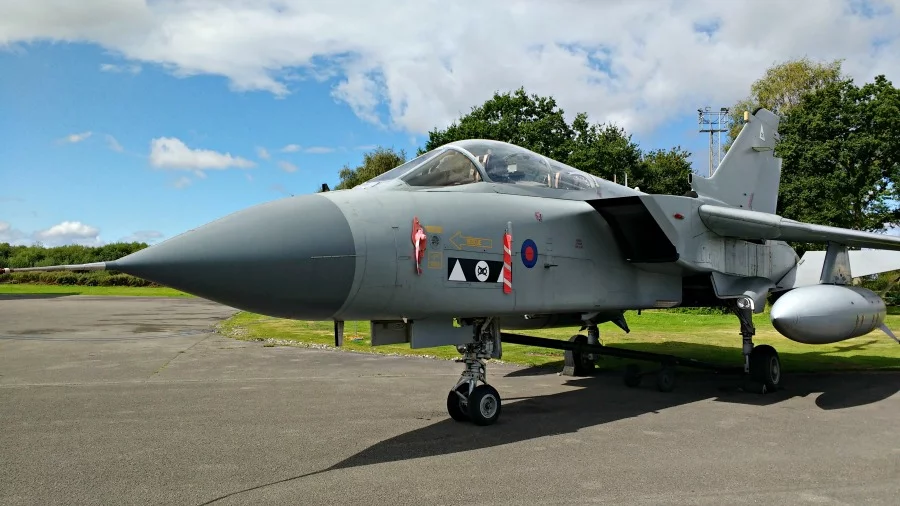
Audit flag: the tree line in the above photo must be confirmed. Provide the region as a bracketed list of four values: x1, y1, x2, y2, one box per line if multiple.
[336, 88, 694, 196]
[0, 242, 159, 286]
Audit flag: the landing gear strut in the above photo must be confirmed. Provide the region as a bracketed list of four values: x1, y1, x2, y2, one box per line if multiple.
[733, 297, 781, 393]
[447, 319, 502, 426]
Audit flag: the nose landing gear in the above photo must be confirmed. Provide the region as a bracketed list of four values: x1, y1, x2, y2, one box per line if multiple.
[447, 319, 502, 426]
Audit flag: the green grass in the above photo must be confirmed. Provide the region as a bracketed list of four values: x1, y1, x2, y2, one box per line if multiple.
[0, 283, 191, 297]
[218, 310, 900, 372]
[5, 282, 897, 372]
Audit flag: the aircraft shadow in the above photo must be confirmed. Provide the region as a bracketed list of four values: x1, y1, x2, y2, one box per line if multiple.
[506, 339, 900, 376]
[0, 292, 79, 300]
[198, 363, 899, 505]
[328, 369, 897, 472]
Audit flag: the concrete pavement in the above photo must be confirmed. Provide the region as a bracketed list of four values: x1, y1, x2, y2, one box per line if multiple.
[1, 295, 898, 505]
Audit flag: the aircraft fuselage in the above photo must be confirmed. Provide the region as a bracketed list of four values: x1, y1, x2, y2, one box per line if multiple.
[324, 185, 681, 323]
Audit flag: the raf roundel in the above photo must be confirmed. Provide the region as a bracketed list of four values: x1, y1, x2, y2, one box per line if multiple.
[521, 239, 538, 268]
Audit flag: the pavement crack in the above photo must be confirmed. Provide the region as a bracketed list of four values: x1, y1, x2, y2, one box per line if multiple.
[149, 334, 211, 378]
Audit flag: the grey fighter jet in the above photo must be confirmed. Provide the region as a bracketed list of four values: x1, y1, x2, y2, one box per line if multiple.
[6, 108, 900, 426]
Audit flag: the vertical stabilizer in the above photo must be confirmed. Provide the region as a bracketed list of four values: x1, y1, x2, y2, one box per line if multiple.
[690, 108, 782, 214]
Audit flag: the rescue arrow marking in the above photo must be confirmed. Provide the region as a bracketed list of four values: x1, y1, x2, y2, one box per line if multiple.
[449, 231, 493, 250]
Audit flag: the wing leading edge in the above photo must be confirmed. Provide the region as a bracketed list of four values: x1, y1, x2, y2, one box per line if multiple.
[698, 205, 900, 251]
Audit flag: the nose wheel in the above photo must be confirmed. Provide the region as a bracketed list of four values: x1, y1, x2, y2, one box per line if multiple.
[446, 384, 470, 422]
[446, 319, 502, 426]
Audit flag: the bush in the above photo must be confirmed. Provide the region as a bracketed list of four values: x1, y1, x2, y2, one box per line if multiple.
[57, 273, 79, 285]
[0, 242, 163, 287]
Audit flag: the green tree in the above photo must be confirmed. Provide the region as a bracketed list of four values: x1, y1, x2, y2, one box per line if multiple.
[422, 87, 574, 161]
[1, 242, 155, 286]
[727, 57, 844, 147]
[335, 146, 407, 190]
[566, 114, 642, 183]
[775, 75, 900, 233]
[421, 87, 695, 195]
[633, 147, 693, 196]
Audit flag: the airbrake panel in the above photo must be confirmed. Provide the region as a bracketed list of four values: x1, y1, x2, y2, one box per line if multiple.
[587, 196, 678, 263]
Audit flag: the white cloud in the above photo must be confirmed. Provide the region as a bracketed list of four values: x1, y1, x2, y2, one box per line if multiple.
[2, 220, 101, 247]
[277, 160, 298, 172]
[100, 63, 141, 74]
[0, 221, 26, 244]
[4, 1, 900, 135]
[33, 221, 102, 246]
[105, 134, 124, 152]
[61, 131, 92, 144]
[149, 137, 255, 171]
[304, 146, 334, 154]
[256, 146, 271, 159]
[280, 144, 301, 153]
[2, 222, 168, 248]
[354, 144, 377, 150]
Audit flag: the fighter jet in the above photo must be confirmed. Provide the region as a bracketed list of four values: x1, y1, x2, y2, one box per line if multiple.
[6, 108, 900, 426]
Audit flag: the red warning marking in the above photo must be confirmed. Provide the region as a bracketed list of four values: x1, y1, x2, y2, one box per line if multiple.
[502, 230, 512, 294]
[411, 217, 426, 275]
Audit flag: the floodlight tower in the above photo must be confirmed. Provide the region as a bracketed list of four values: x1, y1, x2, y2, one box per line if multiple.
[698, 106, 730, 177]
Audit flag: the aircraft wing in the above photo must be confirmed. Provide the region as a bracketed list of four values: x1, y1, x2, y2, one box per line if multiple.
[698, 205, 900, 251]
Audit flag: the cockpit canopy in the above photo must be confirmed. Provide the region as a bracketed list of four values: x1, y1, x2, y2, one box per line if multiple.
[359, 139, 601, 191]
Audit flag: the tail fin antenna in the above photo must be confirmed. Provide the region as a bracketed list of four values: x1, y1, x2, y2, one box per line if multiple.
[690, 108, 782, 214]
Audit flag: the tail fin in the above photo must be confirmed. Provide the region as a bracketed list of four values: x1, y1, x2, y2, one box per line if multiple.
[690, 108, 782, 214]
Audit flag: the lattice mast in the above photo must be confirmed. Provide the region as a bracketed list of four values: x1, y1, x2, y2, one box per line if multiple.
[698, 107, 730, 177]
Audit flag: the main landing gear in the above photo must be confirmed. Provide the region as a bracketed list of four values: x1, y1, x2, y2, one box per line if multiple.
[447, 319, 502, 426]
[503, 298, 782, 395]
[562, 325, 600, 377]
[733, 297, 782, 393]
[445, 301, 784, 425]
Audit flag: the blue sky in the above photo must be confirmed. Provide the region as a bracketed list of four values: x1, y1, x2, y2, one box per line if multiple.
[0, 43, 712, 246]
[0, 43, 423, 244]
[1, 1, 896, 246]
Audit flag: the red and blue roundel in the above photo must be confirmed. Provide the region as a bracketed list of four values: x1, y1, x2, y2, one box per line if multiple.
[521, 239, 538, 268]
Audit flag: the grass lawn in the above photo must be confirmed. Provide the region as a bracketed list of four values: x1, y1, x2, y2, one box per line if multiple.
[4, 282, 897, 372]
[219, 309, 900, 372]
[0, 283, 191, 297]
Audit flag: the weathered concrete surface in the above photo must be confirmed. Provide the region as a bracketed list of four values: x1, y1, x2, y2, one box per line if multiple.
[1, 295, 898, 505]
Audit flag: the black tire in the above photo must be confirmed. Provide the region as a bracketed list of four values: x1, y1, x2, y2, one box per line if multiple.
[564, 334, 594, 376]
[467, 384, 502, 426]
[446, 385, 469, 422]
[623, 364, 642, 388]
[656, 365, 676, 392]
[749, 345, 781, 392]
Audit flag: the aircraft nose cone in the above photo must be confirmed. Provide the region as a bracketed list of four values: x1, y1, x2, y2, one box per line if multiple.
[110, 194, 356, 320]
